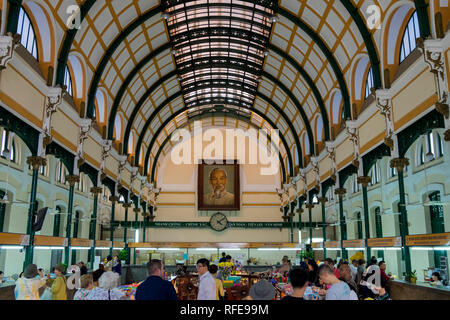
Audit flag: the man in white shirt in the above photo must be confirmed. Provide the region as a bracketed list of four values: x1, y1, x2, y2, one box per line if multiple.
[196, 259, 216, 300]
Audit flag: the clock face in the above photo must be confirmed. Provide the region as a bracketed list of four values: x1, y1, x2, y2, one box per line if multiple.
[209, 213, 228, 232]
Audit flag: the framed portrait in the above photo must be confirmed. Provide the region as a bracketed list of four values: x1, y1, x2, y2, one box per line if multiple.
[197, 160, 240, 211]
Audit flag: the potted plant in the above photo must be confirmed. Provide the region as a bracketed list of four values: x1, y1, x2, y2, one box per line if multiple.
[408, 270, 417, 284]
[119, 249, 128, 265]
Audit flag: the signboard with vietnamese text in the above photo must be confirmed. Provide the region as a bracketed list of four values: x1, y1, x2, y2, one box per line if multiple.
[342, 239, 366, 248]
[324, 241, 341, 248]
[406, 233, 450, 246]
[367, 236, 402, 247]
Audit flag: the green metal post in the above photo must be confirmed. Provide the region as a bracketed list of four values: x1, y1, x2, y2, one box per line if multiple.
[398, 170, 412, 278]
[109, 196, 118, 257]
[133, 209, 138, 265]
[23, 166, 39, 269]
[71, 211, 79, 264]
[306, 204, 314, 247]
[362, 185, 371, 261]
[89, 187, 101, 270]
[64, 183, 75, 266]
[319, 197, 327, 259]
[142, 204, 147, 243]
[336, 189, 348, 260]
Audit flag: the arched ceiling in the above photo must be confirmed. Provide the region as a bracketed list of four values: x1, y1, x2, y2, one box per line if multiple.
[44, 0, 430, 182]
[148, 109, 290, 183]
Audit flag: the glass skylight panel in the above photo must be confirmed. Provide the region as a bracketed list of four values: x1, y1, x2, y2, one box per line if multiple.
[163, 0, 276, 111]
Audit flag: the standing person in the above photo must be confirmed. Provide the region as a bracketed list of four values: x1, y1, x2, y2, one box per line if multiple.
[196, 258, 216, 300]
[0, 271, 3, 283]
[49, 264, 67, 300]
[282, 268, 308, 300]
[356, 259, 366, 286]
[305, 258, 319, 286]
[112, 256, 122, 276]
[135, 259, 178, 300]
[104, 256, 113, 271]
[92, 269, 105, 287]
[219, 252, 227, 263]
[15, 264, 47, 300]
[208, 265, 224, 300]
[73, 274, 93, 300]
[350, 260, 358, 281]
[317, 264, 357, 300]
[78, 261, 88, 276]
[378, 261, 391, 285]
[338, 264, 359, 297]
[324, 258, 340, 279]
[87, 271, 126, 300]
[278, 256, 291, 273]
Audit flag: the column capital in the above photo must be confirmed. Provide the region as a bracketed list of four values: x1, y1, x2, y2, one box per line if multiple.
[282, 215, 290, 222]
[66, 175, 80, 187]
[288, 211, 295, 217]
[305, 204, 315, 209]
[357, 176, 372, 188]
[445, 130, 450, 142]
[133, 208, 141, 214]
[109, 196, 120, 203]
[26, 156, 47, 170]
[318, 197, 328, 204]
[390, 158, 410, 172]
[334, 188, 347, 196]
[90, 187, 103, 195]
[296, 208, 304, 214]
[122, 202, 133, 209]
[0, 33, 21, 71]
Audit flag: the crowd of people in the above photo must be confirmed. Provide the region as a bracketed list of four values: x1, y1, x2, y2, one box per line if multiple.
[14, 255, 127, 300]
[10, 253, 435, 301]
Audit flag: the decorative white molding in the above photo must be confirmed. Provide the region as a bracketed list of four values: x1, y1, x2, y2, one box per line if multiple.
[0, 34, 20, 70]
[375, 88, 394, 150]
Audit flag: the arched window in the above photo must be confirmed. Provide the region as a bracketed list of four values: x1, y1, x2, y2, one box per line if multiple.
[436, 133, 444, 158]
[352, 175, 360, 193]
[64, 66, 73, 97]
[370, 162, 380, 185]
[331, 92, 343, 125]
[119, 195, 125, 203]
[56, 160, 68, 184]
[316, 115, 323, 142]
[429, 192, 447, 267]
[128, 134, 134, 155]
[357, 212, 363, 239]
[95, 90, 106, 124]
[114, 115, 122, 141]
[17, 7, 38, 59]
[303, 133, 310, 156]
[1, 129, 16, 162]
[400, 11, 420, 63]
[365, 67, 374, 99]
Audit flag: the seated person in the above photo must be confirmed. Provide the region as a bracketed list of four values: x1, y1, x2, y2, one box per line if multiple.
[431, 272, 443, 286]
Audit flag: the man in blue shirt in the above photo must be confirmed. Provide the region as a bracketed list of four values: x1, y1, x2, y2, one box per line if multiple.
[135, 259, 178, 300]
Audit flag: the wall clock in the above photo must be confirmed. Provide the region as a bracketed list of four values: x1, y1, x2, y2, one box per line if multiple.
[209, 212, 228, 232]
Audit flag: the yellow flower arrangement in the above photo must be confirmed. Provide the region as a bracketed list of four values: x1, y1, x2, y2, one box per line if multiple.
[218, 262, 234, 268]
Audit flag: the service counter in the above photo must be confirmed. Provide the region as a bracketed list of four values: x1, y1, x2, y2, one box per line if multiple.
[388, 280, 450, 300]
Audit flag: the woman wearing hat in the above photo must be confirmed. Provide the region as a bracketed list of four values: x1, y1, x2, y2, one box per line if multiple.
[244, 279, 276, 300]
[15, 264, 47, 300]
[48, 264, 67, 300]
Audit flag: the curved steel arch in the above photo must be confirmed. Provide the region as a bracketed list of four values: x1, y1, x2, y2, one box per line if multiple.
[72, 5, 349, 134]
[149, 111, 289, 183]
[338, 1, 381, 91]
[133, 91, 299, 174]
[112, 40, 329, 145]
[278, 7, 352, 120]
[122, 68, 313, 159]
[143, 107, 292, 181]
[269, 44, 330, 140]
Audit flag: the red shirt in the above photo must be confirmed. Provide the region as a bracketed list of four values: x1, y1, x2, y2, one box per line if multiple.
[333, 268, 340, 279]
[380, 270, 390, 282]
